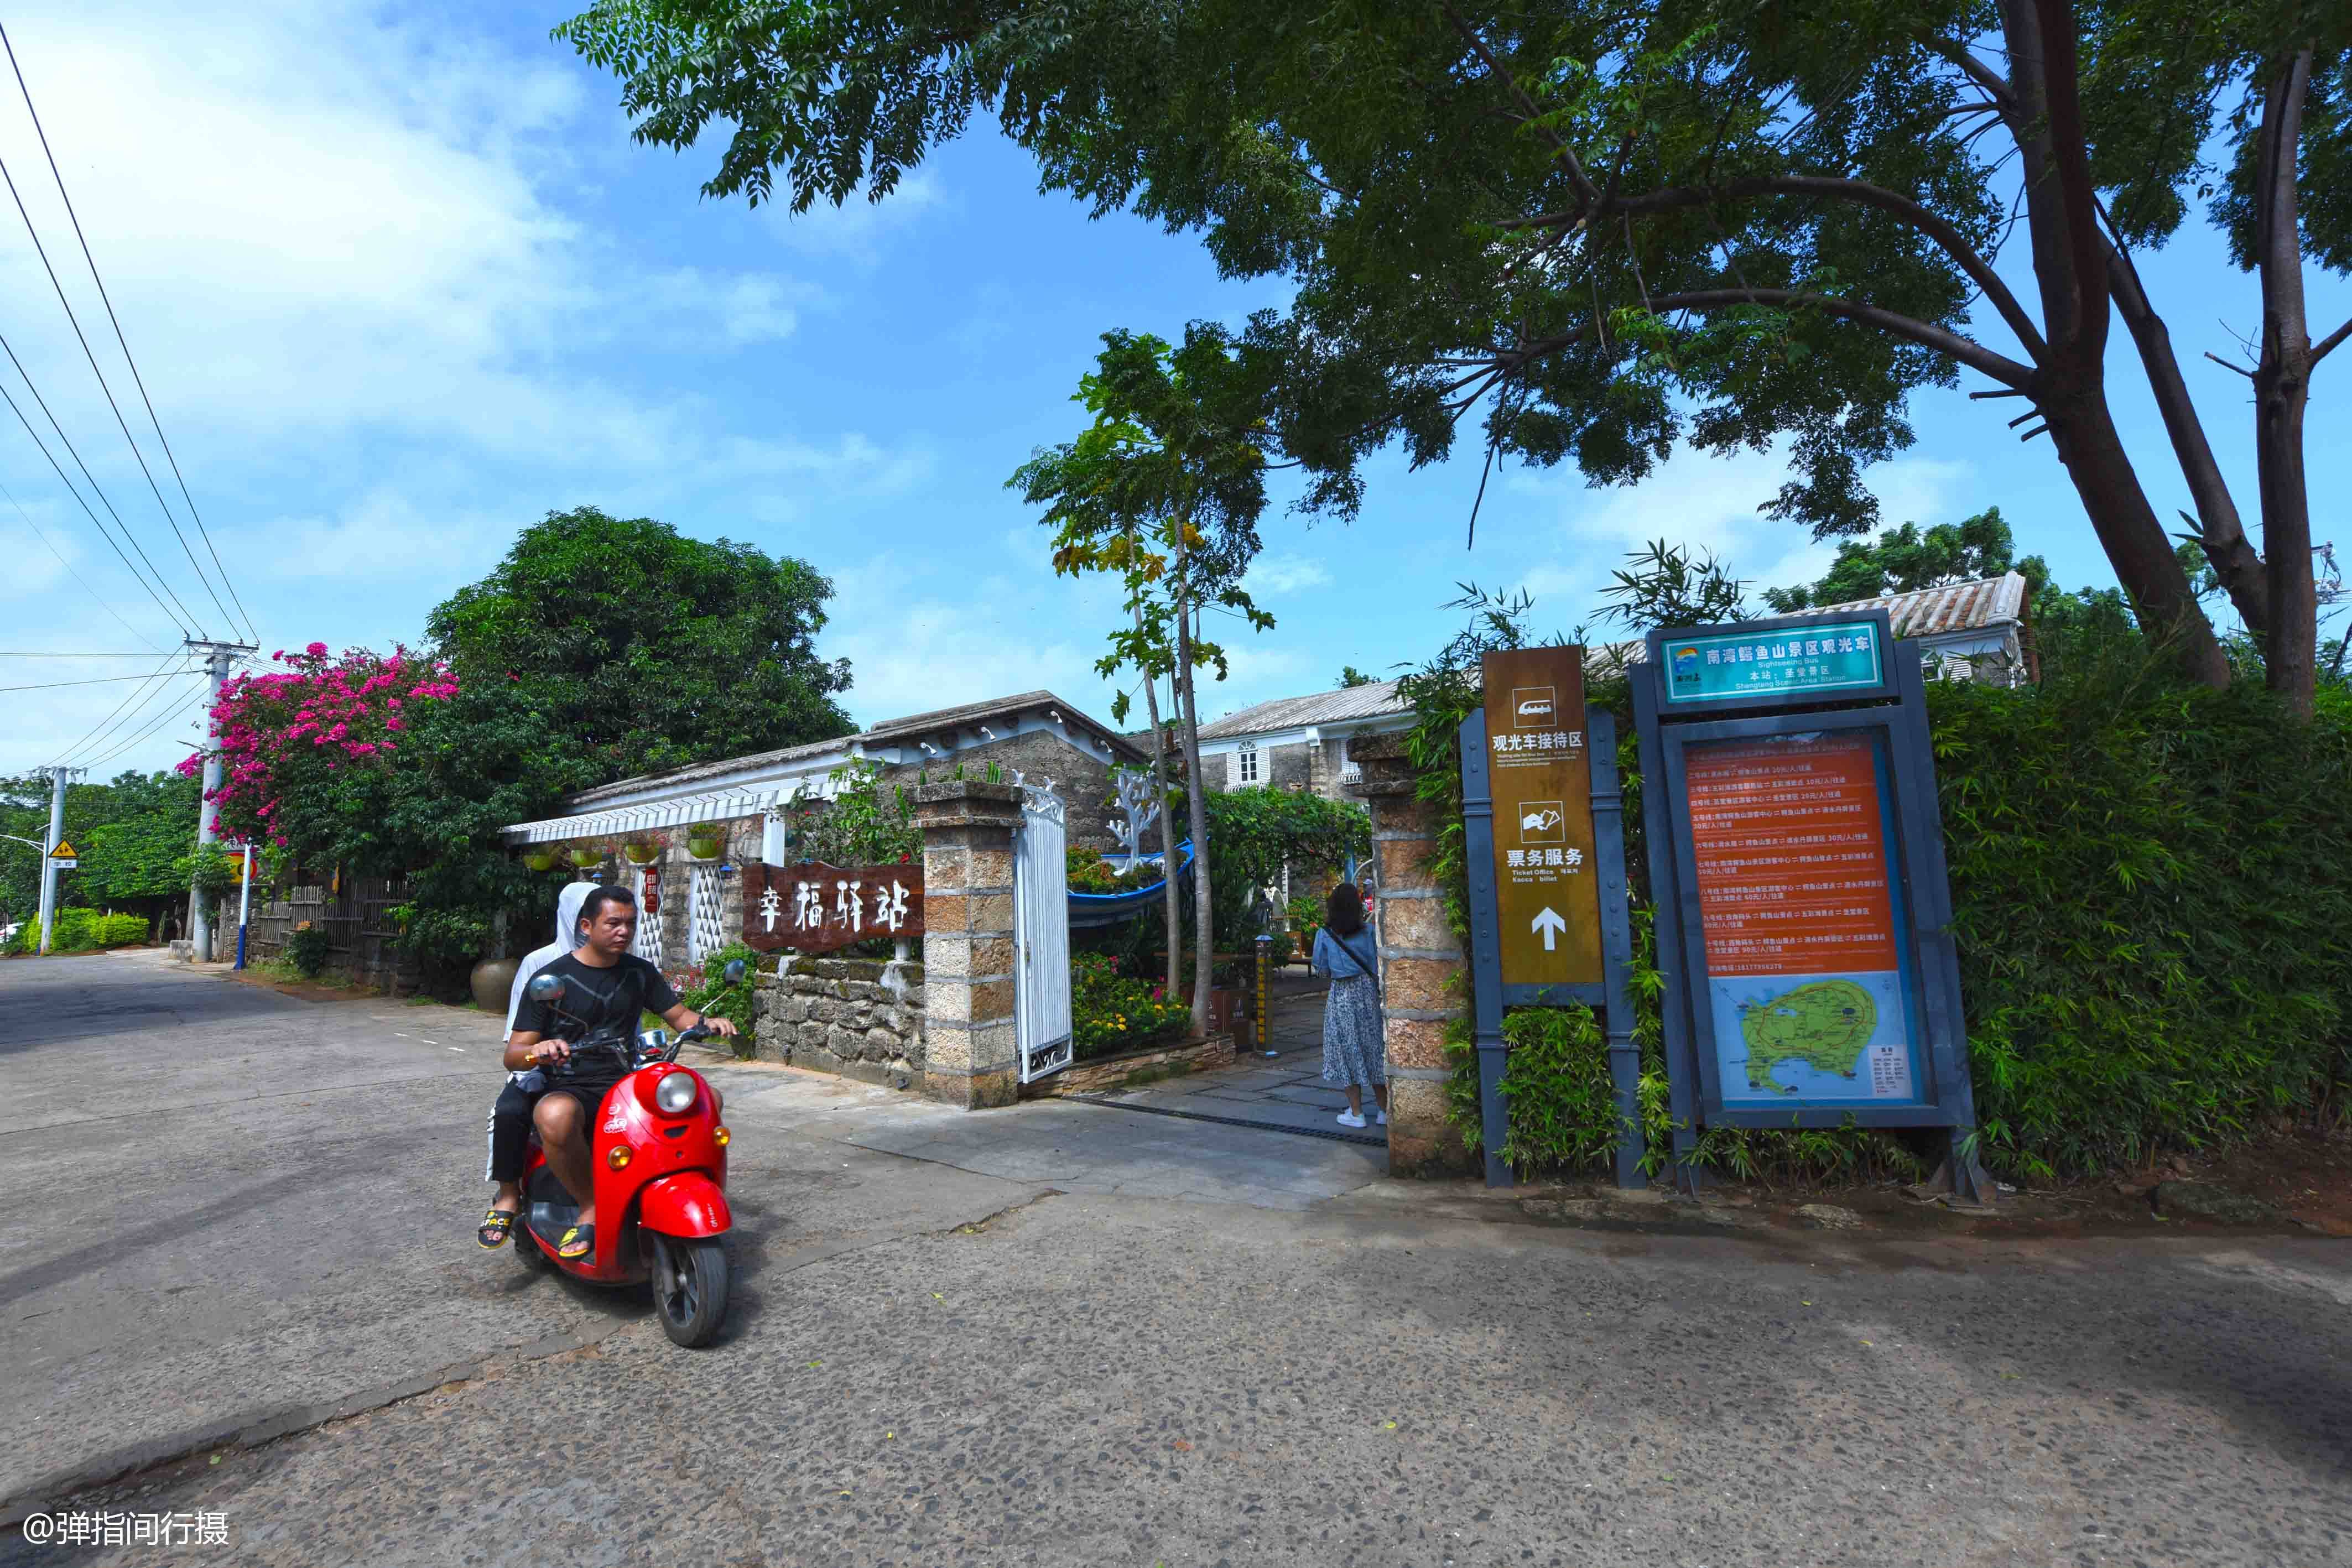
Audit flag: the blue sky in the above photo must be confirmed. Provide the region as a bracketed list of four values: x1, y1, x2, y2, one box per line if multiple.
[3, 0, 2346, 782]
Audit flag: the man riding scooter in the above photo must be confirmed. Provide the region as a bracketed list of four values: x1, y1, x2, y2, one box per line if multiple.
[503, 884, 736, 1260]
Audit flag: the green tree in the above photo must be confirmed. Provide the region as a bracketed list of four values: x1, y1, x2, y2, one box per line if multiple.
[79, 770, 202, 918]
[560, 0, 2352, 717]
[1762, 508, 2023, 611]
[428, 506, 854, 778]
[1335, 665, 1376, 689]
[1011, 327, 1274, 1028]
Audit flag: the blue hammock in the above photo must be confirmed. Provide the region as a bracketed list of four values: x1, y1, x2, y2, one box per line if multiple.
[1068, 842, 1195, 928]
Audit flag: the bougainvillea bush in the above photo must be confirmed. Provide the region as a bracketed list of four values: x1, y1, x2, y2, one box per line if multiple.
[185, 642, 459, 851]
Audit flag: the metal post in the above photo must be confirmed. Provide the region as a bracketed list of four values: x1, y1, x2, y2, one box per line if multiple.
[185, 640, 255, 962]
[1254, 933, 1272, 1055]
[235, 841, 254, 969]
[1459, 709, 1512, 1188]
[37, 765, 72, 955]
[1587, 712, 1647, 1187]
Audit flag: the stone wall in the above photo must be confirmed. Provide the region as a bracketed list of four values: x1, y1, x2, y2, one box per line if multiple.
[751, 955, 927, 1089]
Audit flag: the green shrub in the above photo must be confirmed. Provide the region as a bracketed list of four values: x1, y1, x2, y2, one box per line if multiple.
[5, 918, 38, 955]
[95, 913, 149, 947]
[680, 941, 762, 1056]
[285, 924, 332, 978]
[49, 908, 100, 952]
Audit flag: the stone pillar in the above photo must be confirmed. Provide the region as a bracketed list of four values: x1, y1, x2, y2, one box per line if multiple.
[914, 781, 1024, 1109]
[1346, 733, 1477, 1176]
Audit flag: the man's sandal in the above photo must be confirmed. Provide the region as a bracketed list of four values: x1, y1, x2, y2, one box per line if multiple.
[476, 1208, 517, 1249]
[555, 1223, 594, 1261]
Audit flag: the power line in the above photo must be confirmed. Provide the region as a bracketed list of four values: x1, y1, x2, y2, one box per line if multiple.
[0, 336, 196, 632]
[0, 23, 254, 645]
[0, 668, 206, 693]
[0, 476, 165, 653]
[79, 680, 207, 770]
[0, 153, 236, 638]
[55, 651, 195, 765]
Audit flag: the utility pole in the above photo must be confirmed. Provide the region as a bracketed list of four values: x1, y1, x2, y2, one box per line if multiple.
[36, 764, 82, 955]
[185, 639, 257, 962]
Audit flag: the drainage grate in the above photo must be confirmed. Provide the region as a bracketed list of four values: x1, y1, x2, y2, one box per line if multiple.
[1061, 1094, 1388, 1148]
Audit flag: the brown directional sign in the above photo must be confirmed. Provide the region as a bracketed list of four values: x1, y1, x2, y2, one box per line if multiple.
[1480, 646, 1602, 987]
[740, 861, 924, 954]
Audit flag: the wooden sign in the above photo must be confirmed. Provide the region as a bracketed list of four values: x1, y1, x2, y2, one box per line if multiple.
[741, 861, 923, 953]
[1479, 646, 1602, 987]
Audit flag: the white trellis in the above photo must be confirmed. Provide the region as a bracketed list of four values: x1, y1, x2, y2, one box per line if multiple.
[1012, 779, 1073, 1082]
[632, 866, 664, 966]
[687, 863, 727, 968]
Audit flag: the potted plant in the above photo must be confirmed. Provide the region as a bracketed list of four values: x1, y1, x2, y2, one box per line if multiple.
[566, 842, 608, 871]
[622, 838, 662, 865]
[685, 824, 725, 861]
[522, 847, 559, 874]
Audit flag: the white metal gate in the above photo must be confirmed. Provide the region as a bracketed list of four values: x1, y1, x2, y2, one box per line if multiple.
[1013, 779, 1073, 1082]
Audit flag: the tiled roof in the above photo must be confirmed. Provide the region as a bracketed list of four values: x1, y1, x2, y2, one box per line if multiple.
[1591, 571, 2030, 671]
[1196, 678, 1413, 741]
[566, 689, 1137, 808]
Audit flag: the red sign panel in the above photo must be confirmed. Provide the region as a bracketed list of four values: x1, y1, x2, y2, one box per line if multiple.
[1684, 731, 1898, 975]
[740, 861, 924, 954]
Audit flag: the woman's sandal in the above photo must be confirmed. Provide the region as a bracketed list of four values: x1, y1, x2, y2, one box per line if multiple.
[476, 1207, 517, 1249]
[555, 1223, 594, 1261]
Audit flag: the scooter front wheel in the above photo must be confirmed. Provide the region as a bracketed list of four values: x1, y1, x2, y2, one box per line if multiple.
[649, 1233, 729, 1348]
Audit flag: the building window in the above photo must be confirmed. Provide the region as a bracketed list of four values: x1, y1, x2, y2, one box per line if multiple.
[1236, 742, 1260, 784]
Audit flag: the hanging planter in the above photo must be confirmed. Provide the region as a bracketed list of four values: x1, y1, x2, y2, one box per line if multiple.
[622, 838, 662, 866]
[522, 848, 560, 874]
[685, 825, 725, 861]
[566, 842, 608, 871]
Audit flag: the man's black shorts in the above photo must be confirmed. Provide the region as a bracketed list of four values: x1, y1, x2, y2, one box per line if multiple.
[543, 1061, 632, 1129]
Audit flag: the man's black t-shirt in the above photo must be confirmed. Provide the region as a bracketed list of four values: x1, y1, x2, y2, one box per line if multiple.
[513, 951, 681, 1083]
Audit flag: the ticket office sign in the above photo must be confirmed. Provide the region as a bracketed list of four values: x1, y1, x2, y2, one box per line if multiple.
[1673, 725, 1929, 1111]
[1478, 646, 1602, 987]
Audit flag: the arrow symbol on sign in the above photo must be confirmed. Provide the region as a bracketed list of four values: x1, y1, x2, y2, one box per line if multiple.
[1531, 907, 1567, 951]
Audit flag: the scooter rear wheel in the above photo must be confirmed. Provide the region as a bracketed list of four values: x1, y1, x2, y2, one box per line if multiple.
[649, 1233, 729, 1348]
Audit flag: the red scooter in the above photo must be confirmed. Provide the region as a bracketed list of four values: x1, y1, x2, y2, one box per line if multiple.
[513, 962, 742, 1347]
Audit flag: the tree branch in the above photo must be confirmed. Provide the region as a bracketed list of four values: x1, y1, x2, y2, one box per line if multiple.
[1440, 4, 1602, 213]
[2316, 316, 2352, 366]
[1611, 175, 2047, 361]
[1643, 289, 2036, 388]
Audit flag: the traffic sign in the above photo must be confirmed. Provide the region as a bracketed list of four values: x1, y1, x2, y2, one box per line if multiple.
[48, 840, 78, 869]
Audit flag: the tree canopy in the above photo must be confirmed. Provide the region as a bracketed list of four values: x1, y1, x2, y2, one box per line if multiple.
[1763, 507, 2026, 611]
[1, 770, 195, 929]
[561, 0, 2352, 715]
[429, 506, 854, 778]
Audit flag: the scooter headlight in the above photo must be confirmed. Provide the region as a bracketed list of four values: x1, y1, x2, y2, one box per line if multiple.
[653, 1070, 699, 1115]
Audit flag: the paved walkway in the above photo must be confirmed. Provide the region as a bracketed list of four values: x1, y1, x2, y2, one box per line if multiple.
[1073, 973, 1387, 1145]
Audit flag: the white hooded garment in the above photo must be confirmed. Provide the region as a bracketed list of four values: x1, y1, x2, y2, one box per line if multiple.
[502, 881, 597, 1082]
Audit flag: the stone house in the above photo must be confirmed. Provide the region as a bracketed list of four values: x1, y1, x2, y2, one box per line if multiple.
[1192, 679, 1418, 801]
[500, 689, 1139, 977]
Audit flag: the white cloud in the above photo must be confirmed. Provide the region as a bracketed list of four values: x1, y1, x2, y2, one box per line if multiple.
[1508, 445, 1983, 622]
[1243, 553, 1331, 595]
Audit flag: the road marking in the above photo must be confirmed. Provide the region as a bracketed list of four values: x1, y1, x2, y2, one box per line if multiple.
[393, 1033, 408, 1038]
[447, 1046, 465, 1053]
[420, 1040, 439, 1045]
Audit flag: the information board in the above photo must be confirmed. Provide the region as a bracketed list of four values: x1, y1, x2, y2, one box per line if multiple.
[1477, 647, 1601, 987]
[1682, 730, 1923, 1107]
[1662, 619, 1886, 705]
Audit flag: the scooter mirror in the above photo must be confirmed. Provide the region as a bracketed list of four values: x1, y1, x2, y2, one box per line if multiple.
[527, 973, 565, 1003]
[722, 959, 747, 984]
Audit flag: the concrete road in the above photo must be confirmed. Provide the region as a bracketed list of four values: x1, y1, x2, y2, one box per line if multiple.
[3, 952, 2348, 1567]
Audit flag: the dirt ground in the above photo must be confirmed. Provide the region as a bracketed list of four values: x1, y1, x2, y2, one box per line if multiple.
[1510, 1124, 2352, 1239]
